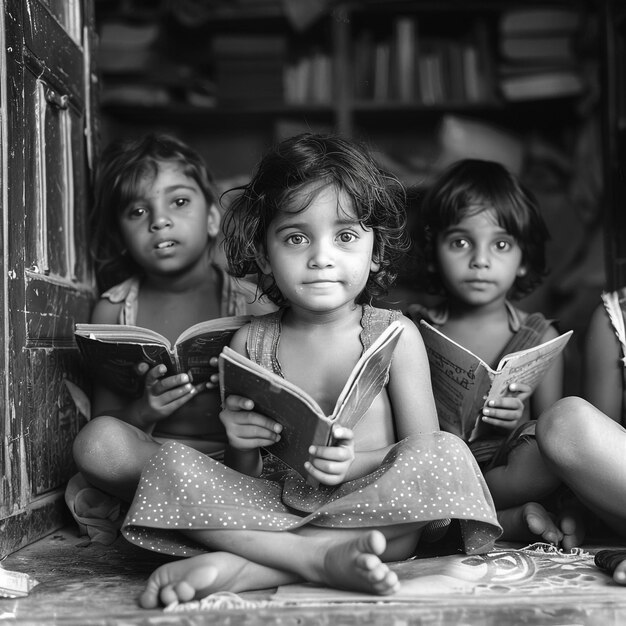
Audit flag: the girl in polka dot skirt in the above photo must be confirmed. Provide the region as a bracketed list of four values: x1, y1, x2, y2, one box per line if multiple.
[122, 133, 502, 608]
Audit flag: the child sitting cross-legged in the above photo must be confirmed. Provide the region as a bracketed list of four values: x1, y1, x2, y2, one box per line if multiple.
[71, 133, 275, 516]
[119, 133, 502, 608]
[408, 158, 581, 548]
[537, 288, 626, 583]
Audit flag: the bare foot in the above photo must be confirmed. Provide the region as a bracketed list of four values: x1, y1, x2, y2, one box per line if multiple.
[558, 510, 586, 550]
[139, 552, 298, 609]
[498, 502, 564, 544]
[318, 530, 400, 595]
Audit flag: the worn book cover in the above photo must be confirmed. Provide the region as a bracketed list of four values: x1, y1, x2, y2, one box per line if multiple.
[419, 320, 573, 442]
[75, 315, 250, 397]
[219, 320, 404, 486]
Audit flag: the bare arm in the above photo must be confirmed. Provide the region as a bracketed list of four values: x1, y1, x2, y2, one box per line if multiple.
[583, 303, 623, 422]
[386, 316, 440, 438]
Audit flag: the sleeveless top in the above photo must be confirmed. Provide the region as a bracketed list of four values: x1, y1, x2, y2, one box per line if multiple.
[409, 300, 552, 368]
[121, 302, 504, 556]
[410, 300, 553, 467]
[100, 264, 265, 324]
[600, 289, 626, 418]
[245, 304, 404, 375]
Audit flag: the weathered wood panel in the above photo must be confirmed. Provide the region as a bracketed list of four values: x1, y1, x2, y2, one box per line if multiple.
[0, 0, 96, 557]
[27, 347, 89, 495]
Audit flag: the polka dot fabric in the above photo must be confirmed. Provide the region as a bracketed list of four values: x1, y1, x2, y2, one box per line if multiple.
[122, 432, 501, 557]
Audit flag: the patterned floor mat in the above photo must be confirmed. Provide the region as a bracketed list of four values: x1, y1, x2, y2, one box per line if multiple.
[167, 543, 623, 612]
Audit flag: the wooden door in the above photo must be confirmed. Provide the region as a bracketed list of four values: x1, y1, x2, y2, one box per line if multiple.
[0, 0, 96, 556]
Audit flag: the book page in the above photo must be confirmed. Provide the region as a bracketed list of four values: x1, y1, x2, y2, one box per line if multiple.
[75, 323, 171, 348]
[175, 316, 250, 383]
[333, 321, 403, 430]
[419, 321, 493, 440]
[487, 330, 573, 402]
[175, 315, 251, 345]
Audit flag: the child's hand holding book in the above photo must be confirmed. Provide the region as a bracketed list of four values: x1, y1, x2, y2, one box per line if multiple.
[218, 321, 404, 487]
[304, 426, 355, 487]
[480, 382, 532, 432]
[220, 392, 357, 487]
[128, 363, 204, 431]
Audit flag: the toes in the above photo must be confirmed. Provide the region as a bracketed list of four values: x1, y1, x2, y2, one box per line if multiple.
[159, 583, 179, 607]
[523, 504, 563, 544]
[373, 570, 399, 595]
[174, 581, 197, 603]
[357, 551, 383, 574]
[559, 515, 577, 536]
[524, 511, 547, 536]
[138, 577, 161, 609]
[365, 530, 387, 556]
[364, 559, 389, 583]
[543, 528, 563, 545]
[138, 588, 158, 610]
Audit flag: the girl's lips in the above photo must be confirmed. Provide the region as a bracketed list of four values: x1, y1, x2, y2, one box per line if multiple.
[154, 240, 176, 249]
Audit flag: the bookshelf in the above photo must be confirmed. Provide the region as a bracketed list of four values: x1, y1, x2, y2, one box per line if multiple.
[600, 0, 626, 290]
[95, 0, 595, 181]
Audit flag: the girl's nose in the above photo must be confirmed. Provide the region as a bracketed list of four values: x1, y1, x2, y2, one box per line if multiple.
[470, 249, 490, 268]
[150, 214, 172, 231]
[308, 241, 335, 268]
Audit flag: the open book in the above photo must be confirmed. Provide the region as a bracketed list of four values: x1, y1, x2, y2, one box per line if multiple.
[219, 321, 404, 486]
[75, 315, 250, 397]
[419, 320, 573, 442]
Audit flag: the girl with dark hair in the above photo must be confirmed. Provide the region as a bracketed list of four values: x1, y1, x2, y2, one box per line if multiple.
[123, 134, 501, 607]
[408, 159, 574, 546]
[72, 133, 274, 507]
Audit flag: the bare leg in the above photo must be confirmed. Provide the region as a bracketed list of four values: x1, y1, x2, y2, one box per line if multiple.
[73, 416, 161, 502]
[537, 397, 626, 539]
[484, 439, 561, 510]
[140, 552, 298, 608]
[174, 523, 424, 595]
[140, 529, 404, 607]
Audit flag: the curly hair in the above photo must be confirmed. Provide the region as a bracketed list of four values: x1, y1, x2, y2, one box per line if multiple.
[222, 133, 410, 306]
[413, 159, 549, 300]
[90, 133, 219, 291]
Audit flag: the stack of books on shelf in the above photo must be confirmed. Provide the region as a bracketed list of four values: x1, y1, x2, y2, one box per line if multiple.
[497, 7, 585, 101]
[284, 47, 333, 105]
[213, 34, 286, 106]
[352, 16, 496, 106]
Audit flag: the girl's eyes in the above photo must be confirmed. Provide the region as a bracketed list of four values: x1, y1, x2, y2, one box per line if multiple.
[495, 239, 513, 251]
[338, 231, 357, 243]
[123, 197, 189, 218]
[283, 231, 358, 245]
[126, 206, 147, 219]
[286, 233, 308, 245]
[447, 238, 515, 251]
[449, 238, 470, 249]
